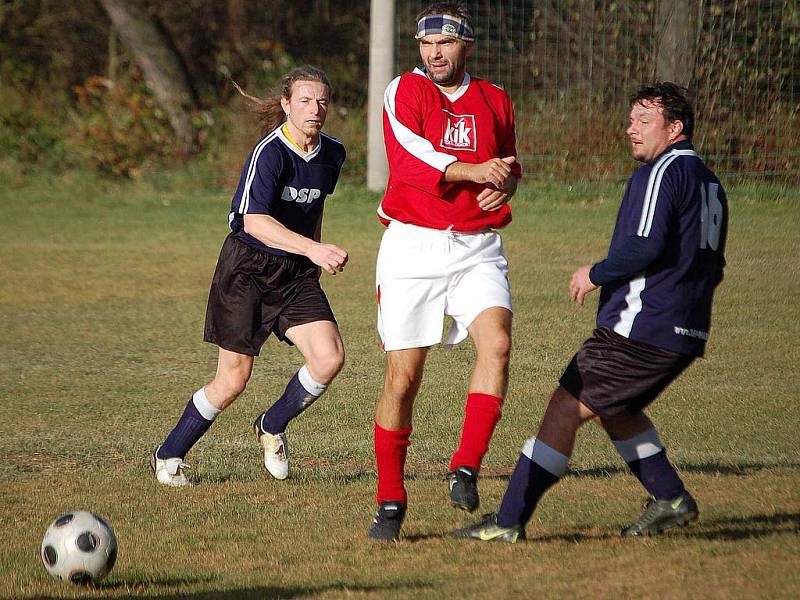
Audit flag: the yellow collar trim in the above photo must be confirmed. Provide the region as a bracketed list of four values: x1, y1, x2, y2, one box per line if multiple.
[281, 124, 308, 154]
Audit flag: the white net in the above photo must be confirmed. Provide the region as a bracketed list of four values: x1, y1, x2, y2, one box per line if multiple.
[395, 0, 799, 182]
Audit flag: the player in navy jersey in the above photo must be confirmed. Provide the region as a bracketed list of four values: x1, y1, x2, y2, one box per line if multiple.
[454, 82, 728, 542]
[151, 66, 348, 486]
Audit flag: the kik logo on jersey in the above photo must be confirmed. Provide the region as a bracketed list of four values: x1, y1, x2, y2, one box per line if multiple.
[281, 186, 322, 203]
[441, 110, 477, 151]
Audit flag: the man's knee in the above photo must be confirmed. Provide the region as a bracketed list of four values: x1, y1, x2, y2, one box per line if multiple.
[384, 362, 424, 401]
[544, 387, 595, 430]
[384, 369, 420, 400]
[479, 329, 511, 366]
[600, 411, 653, 440]
[306, 346, 345, 384]
[213, 368, 250, 401]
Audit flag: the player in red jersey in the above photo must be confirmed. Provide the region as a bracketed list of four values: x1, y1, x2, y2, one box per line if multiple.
[369, 2, 522, 541]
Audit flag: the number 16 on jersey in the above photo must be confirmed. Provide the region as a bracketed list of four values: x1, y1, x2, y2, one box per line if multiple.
[700, 183, 723, 250]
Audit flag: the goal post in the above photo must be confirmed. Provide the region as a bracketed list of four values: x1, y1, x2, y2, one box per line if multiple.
[367, 0, 395, 191]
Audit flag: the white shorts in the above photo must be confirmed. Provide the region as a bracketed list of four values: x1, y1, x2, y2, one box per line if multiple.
[376, 221, 512, 351]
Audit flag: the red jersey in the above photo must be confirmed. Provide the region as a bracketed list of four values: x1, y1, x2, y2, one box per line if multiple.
[379, 68, 522, 232]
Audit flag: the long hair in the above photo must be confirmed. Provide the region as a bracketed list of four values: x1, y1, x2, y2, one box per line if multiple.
[233, 66, 332, 136]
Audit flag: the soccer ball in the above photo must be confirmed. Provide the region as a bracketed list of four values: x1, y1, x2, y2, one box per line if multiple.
[41, 511, 117, 585]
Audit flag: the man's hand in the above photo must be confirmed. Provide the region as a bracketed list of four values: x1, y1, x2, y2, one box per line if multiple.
[570, 265, 598, 306]
[472, 156, 516, 189]
[445, 156, 517, 189]
[477, 172, 518, 211]
[307, 242, 348, 275]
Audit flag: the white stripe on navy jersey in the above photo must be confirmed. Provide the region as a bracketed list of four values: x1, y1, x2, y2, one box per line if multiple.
[637, 149, 697, 237]
[276, 128, 321, 162]
[613, 274, 646, 337]
[320, 131, 343, 145]
[239, 130, 279, 215]
[637, 153, 674, 236]
[384, 75, 457, 173]
[598, 140, 725, 355]
[637, 153, 677, 237]
[618, 149, 699, 337]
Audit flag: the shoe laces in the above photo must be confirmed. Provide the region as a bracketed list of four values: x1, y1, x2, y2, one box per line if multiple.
[273, 440, 287, 459]
[263, 433, 286, 456]
[635, 497, 665, 526]
[166, 458, 190, 476]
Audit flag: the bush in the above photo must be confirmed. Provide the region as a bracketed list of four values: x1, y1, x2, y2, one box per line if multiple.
[0, 90, 72, 170]
[69, 75, 178, 177]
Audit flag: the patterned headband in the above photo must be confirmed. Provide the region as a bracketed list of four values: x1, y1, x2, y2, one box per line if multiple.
[415, 14, 474, 42]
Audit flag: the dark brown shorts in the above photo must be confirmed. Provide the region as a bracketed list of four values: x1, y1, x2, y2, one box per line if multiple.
[203, 234, 336, 356]
[559, 327, 694, 418]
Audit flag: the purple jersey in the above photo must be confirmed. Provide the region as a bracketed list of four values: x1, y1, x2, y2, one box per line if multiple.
[593, 140, 728, 356]
[228, 127, 346, 255]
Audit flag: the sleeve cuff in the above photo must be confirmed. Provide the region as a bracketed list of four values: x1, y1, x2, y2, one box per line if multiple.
[588, 263, 606, 286]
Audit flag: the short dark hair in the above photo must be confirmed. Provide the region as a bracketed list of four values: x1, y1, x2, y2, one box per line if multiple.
[631, 82, 694, 139]
[417, 2, 474, 32]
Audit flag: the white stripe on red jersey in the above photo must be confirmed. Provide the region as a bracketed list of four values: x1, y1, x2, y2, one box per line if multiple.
[380, 69, 522, 232]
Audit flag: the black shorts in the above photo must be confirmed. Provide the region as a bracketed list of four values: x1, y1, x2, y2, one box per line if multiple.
[559, 327, 694, 418]
[203, 234, 336, 356]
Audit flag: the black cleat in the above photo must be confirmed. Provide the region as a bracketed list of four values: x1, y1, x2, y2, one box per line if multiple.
[621, 491, 699, 536]
[448, 466, 479, 512]
[451, 512, 525, 543]
[368, 501, 406, 542]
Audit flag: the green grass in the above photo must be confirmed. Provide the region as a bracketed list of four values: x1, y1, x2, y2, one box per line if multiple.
[1, 174, 798, 598]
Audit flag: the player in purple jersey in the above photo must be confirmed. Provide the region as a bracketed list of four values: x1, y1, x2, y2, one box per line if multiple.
[151, 66, 348, 486]
[454, 82, 728, 542]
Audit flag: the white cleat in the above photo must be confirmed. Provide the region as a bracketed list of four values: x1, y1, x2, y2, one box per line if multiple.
[255, 429, 290, 480]
[151, 445, 192, 487]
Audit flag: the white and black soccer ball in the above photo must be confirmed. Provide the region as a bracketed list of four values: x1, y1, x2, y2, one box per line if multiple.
[41, 511, 117, 585]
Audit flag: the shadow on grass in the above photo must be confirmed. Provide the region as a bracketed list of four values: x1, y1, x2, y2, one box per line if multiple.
[684, 511, 800, 541]
[406, 529, 616, 544]
[569, 459, 800, 479]
[179, 458, 800, 487]
[403, 531, 450, 542]
[531, 530, 618, 544]
[171, 581, 431, 599]
[529, 511, 800, 545]
[407, 513, 799, 546]
[35, 580, 433, 599]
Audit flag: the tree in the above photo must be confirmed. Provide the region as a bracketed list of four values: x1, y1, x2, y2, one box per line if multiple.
[655, 0, 698, 87]
[99, 0, 197, 156]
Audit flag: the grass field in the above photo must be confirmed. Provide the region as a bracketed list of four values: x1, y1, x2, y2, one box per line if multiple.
[1, 172, 798, 599]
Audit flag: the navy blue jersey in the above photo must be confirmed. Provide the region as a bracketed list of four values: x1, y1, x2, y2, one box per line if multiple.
[592, 140, 728, 356]
[228, 127, 346, 255]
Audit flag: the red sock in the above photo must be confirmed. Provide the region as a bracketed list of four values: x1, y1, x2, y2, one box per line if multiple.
[450, 392, 503, 471]
[374, 422, 412, 506]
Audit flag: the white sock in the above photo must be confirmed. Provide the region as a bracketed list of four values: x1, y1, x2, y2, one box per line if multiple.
[298, 365, 327, 397]
[612, 428, 664, 462]
[521, 437, 569, 477]
[192, 388, 221, 421]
